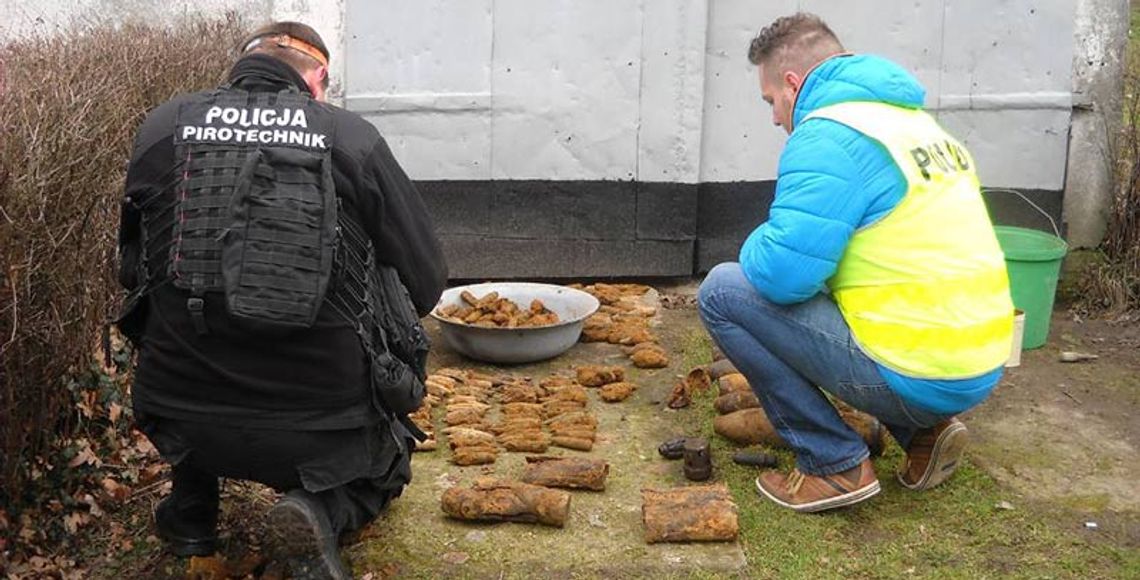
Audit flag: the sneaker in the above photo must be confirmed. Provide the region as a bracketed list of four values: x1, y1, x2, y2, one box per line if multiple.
[265, 490, 352, 580]
[755, 459, 880, 513]
[898, 418, 969, 491]
[154, 495, 218, 557]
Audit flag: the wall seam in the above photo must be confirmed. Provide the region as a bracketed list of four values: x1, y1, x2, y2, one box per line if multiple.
[489, 0, 497, 181]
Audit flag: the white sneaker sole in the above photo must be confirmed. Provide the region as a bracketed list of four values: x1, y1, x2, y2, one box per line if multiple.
[899, 422, 969, 491]
[755, 476, 881, 513]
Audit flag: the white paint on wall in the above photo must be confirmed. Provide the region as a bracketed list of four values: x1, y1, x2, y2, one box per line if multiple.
[344, 0, 493, 179]
[799, 0, 945, 107]
[347, 0, 708, 183]
[490, 0, 643, 181]
[935, 0, 1076, 190]
[342, 0, 1080, 186]
[1, 0, 1101, 195]
[698, 0, 794, 182]
[941, 109, 1072, 189]
[700, 0, 1075, 188]
[939, 0, 1075, 97]
[638, 0, 708, 183]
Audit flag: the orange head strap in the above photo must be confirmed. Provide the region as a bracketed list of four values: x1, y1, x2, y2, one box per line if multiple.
[243, 34, 329, 67]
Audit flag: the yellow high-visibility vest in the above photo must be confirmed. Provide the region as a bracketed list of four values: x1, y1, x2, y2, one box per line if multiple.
[805, 101, 1014, 378]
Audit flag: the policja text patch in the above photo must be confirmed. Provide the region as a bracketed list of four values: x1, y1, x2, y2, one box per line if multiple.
[908, 139, 970, 182]
[176, 91, 332, 150]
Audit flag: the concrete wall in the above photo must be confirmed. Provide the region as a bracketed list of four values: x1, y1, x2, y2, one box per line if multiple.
[341, 0, 1109, 275]
[344, 0, 709, 183]
[348, 0, 1079, 191]
[4, 0, 1129, 273]
[1064, 0, 1130, 248]
[6, 0, 1101, 191]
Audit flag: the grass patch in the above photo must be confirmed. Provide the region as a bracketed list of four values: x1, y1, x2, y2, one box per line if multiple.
[1132, 0, 1140, 49]
[1058, 493, 1113, 512]
[673, 328, 1139, 579]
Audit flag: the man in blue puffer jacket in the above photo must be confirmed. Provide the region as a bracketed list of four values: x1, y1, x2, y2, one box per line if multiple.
[698, 13, 1012, 513]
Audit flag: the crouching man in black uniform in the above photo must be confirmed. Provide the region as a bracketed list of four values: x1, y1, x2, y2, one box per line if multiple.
[115, 22, 447, 578]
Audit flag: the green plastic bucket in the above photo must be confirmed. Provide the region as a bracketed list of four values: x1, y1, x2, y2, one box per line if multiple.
[994, 226, 1068, 350]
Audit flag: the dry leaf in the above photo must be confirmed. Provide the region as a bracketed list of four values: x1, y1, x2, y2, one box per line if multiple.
[186, 554, 227, 579]
[67, 441, 99, 468]
[62, 512, 90, 534]
[133, 433, 158, 456]
[140, 463, 166, 483]
[79, 494, 104, 518]
[78, 390, 98, 419]
[101, 477, 132, 503]
[109, 402, 123, 423]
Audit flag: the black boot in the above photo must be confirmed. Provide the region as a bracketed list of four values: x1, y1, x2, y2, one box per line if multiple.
[154, 463, 219, 557]
[265, 490, 352, 580]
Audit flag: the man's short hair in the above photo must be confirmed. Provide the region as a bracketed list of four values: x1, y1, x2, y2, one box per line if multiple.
[747, 13, 844, 73]
[239, 22, 330, 88]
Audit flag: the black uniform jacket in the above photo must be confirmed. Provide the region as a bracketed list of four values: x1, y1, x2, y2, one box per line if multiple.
[118, 55, 447, 429]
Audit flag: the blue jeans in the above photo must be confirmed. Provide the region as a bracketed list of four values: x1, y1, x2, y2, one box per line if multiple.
[698, 263, 947, 476]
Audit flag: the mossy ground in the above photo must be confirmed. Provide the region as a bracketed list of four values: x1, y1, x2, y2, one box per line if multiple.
[346, 289, 1139, 579]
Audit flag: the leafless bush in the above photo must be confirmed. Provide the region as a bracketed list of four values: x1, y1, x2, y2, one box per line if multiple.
[0, 15, 245, 513]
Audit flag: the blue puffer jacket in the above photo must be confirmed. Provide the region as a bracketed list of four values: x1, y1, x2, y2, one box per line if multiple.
[738, 54, 1001, 415]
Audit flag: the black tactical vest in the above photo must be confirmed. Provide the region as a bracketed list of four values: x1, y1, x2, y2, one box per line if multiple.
[121, 85, 428, 420]
[164, 87, 337, 333]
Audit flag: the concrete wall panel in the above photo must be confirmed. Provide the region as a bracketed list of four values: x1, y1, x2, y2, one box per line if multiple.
[698, 0, 795, 182]
[344, 0, 492, 95]
[937, 0, 1075, 190]
[799, 0, 945, 107]
[353, 106, 493, 180]
[345, 0, 492, 179]
[938, 109, 1071, 189]
[637, 0, 708, 183]
[940, 0, 1075, 97]
[490, 0, 642, 180]
[7, 0, 1126, 265]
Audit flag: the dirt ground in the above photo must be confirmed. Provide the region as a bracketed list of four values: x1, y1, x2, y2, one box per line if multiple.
[71, 281, 1139, 578]
[344, 284, 1140, 577]
[347, 286, 749, 578]
[965, 310, 1140, 540]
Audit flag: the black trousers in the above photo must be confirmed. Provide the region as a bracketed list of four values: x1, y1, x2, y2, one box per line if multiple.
[137, 412, 413, 535]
